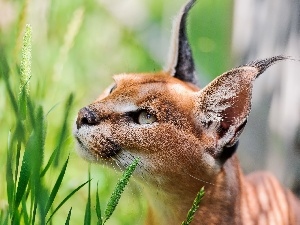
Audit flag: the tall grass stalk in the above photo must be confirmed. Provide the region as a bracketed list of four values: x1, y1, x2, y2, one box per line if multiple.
[3, 24, 89, 225]
[19, 24, 32, 94]
[103, 158, 140, 224]
[18, 24, 31, 120]
[84, 167, 91, 225]
[181, 187, 205, 225]
[95, 182, 102, 225]
[0, 2, 208, 224]
[2, 17, 141, 225]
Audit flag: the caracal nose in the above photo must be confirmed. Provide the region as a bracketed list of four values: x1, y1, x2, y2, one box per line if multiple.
[76, 107, 99, 129]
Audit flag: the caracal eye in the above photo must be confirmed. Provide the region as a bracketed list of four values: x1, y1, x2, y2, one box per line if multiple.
[109, 84, 117, 94]
[138, 110, 157, 125]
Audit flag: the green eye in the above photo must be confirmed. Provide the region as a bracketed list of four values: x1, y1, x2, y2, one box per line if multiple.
[138, 110, 157, 125]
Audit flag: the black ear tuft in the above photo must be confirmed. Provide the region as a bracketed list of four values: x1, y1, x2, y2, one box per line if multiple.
[244, 55, 290, 78]
[174, 0, 197, 84]
[165, 0, 198, 86]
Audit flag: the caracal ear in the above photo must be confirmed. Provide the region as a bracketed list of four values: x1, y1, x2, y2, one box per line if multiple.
[194, 56, 289, 162]
[165, 0, 198, 86]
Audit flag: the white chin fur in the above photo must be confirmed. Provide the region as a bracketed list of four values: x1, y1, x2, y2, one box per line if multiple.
[74, 140, 97, 163]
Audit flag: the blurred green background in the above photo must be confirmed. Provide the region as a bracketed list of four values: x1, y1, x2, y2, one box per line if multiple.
[0, 0, 233, 224]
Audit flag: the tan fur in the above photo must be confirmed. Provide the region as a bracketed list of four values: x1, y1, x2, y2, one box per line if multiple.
[74, 71, 300, 224]
[74, 1, 300, 224]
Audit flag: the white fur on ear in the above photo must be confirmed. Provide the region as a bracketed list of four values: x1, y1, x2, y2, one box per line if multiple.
[165, 0, 198, 85]
[194, 56, 289, 158]
[195, 67, 256, 147]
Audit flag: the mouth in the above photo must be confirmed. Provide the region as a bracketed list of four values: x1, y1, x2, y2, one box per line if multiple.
[75, 136, 84, 146]
[101, 137, 122, 158]
[75, 134, 122, 159]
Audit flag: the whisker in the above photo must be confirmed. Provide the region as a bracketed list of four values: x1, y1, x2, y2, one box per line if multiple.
[178, 147, 218, 187]
[182, 170, 216, 186]
[111, 155, 125, 172]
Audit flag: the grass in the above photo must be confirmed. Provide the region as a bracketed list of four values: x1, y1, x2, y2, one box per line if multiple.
[2, 24, 91, 224]
[2, 42, 141, 223]
[182, 187, 205, 225]
[0, 0, 232, 224]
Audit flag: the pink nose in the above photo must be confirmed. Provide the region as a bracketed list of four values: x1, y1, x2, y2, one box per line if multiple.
[76, 107, 99, 129]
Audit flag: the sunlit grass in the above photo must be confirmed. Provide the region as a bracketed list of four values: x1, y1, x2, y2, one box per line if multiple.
[1, 20, 145, 225]
[2, 22, 90, 224]
[0, 0, 232, 224]
[182, 187, 205, 225]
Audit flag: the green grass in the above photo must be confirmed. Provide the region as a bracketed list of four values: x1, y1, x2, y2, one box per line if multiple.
[0, 0, 232, 224]
[182, 187, 205, 225]
[2, 24, 93, 224]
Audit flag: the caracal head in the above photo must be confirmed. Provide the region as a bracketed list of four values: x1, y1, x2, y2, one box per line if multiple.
[73, 0, 288, 190]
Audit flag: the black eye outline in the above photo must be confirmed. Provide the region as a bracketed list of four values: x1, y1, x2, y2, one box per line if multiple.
[125, 109, 157, 125]
[109, 84, 117, 94]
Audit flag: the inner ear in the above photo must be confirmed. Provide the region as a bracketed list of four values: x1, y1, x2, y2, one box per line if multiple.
[217, 120, 246, 163]
[218, 119, 247, 147]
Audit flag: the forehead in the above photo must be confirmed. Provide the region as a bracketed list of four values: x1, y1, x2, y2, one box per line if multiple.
[99, 73, 198, 113]
[113, 72, 198, 94]
[94, 72, 198, 114]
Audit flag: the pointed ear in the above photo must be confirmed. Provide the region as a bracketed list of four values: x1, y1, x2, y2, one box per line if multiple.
[194, 56, 289, 161]
[165, 0, 198, 86]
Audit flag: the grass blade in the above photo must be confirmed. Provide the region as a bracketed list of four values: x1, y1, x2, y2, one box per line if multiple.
[12, 210, 20, 225]
[84, 167, 91, 225]
[46, 180, 91, 223]
[30, 202, 37, 225]
[30, 106, 45, 178]
[26, 98, 36, 129]
[41, 94, 73, 176]
[14, 141, 22, 194]
[14, 134, 33, 209]
[103, 158, 139, 223]
[95, 182, 102, 225]
[15, 106, 45, 217]
[0, 48, 9, 79]
[6, 131, 15, 214]
[2, 75, 18, 116]
[64, 208, 72, 225]
[0, 209, 9, 225]
[54, 94, 74, 166]
[0, 53, 19, 118]
[21, 198, 29, 225]
[40, 147, 58, 178]
[44, 156, 70, 215]
[19, 87, 28, 120]
[30, 106, 47, 222]
[181, 187, 205, 225]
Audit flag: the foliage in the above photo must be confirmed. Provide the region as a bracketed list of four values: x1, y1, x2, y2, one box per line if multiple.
[84, 159, 140, 225]
[103, 158, 140, 224]
[2, 23, 90, 224]
[1, 21, 141, 224]
[0, 0, 231, 224]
